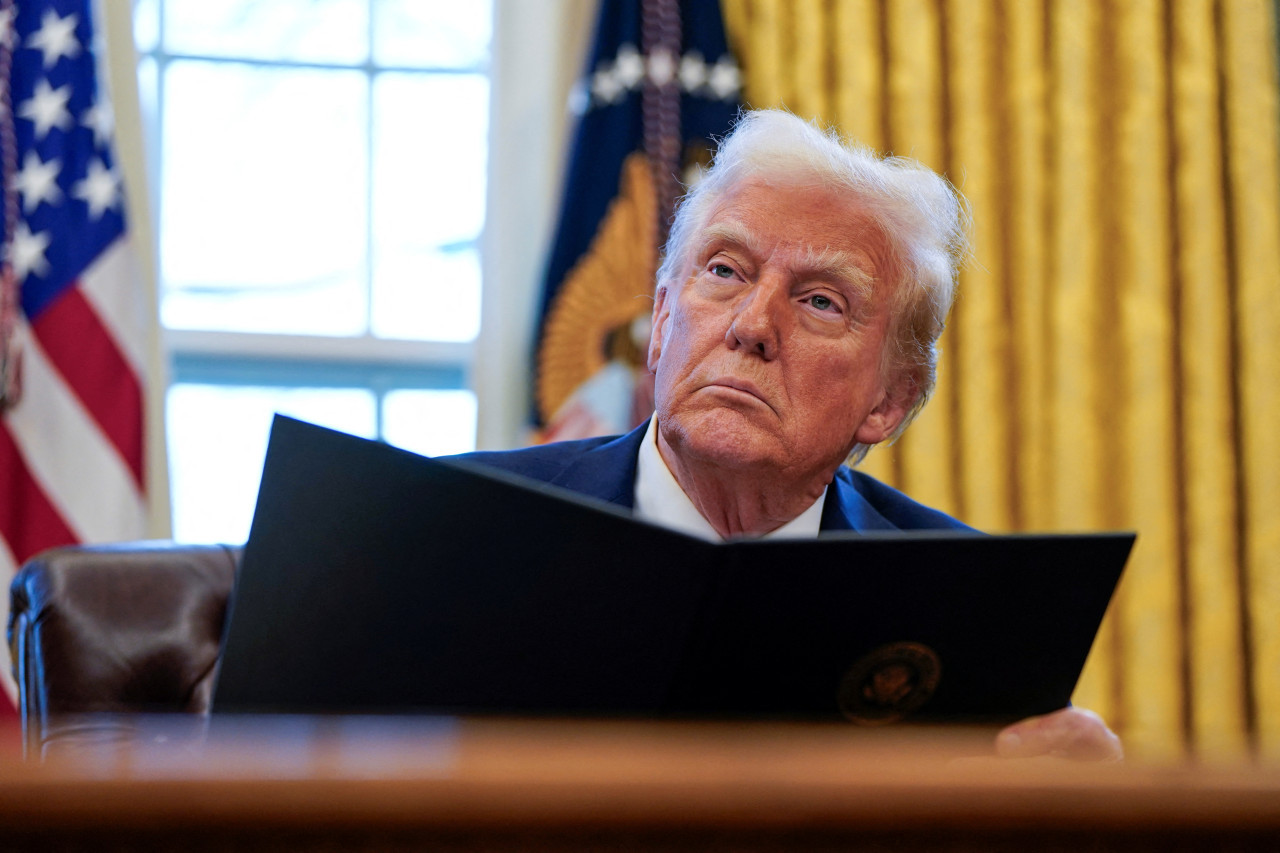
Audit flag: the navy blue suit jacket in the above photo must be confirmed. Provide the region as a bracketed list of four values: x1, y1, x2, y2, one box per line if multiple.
[459, 424, 972, 533]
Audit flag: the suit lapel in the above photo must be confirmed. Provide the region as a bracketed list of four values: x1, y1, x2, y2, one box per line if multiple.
[821, 469, 901, 532]
[544, 424, 647, 509]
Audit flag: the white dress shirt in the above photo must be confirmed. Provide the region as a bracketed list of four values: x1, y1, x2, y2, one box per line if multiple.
[632, 416, 827, 542]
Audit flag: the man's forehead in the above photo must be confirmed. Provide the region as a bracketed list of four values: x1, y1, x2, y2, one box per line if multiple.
[700, 180, 883, 242]
[693, 185, 887, 284]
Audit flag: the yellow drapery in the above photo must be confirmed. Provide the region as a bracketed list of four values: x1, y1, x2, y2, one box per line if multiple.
[721, 0, 1280, 760]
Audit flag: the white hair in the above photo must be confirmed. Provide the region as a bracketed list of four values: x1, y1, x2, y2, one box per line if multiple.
[656, 109, 971, 463]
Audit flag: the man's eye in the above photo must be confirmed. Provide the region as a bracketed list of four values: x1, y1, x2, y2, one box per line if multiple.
[809, 294, 837, 311]
[711, 263, 735, 278]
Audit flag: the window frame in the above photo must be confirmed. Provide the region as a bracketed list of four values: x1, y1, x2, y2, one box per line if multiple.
[132, 0, 491, 542]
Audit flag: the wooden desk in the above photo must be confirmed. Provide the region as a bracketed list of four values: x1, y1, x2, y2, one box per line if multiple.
[2, 717, 1278, 851]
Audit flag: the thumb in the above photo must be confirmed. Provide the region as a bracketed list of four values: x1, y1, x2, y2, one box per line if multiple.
[995, 707, 1123, 762]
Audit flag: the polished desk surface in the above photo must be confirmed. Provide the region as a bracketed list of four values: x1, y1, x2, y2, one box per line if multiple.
[2, 716, 1279, 851]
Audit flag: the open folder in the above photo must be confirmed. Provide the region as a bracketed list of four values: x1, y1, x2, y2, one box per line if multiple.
[212, 415, 1134, 725]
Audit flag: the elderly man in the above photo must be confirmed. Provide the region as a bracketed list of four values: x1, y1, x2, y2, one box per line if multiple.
[470, 109, 1120, 760]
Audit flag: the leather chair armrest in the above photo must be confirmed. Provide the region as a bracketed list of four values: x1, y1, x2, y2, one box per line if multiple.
[7, 541, 240, 759]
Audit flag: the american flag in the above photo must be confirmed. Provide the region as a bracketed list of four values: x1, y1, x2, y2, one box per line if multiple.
[0, 0, 150, 715]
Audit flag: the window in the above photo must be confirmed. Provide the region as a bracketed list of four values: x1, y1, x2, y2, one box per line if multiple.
[133, 0, 491, 544]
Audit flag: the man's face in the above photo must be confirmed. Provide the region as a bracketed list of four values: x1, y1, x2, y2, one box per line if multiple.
[647, 178, 910, 481]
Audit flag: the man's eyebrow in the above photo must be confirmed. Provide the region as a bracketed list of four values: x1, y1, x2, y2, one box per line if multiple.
[697, 221, 759, 256]
[798, 244, 877, 298]
[696, 221, 876, 298]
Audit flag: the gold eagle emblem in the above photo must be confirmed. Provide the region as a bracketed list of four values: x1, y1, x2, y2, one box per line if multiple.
[536, 152, 658, 425]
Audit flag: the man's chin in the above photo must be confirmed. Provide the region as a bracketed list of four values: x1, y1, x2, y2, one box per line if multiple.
[662, 410, 786, 469]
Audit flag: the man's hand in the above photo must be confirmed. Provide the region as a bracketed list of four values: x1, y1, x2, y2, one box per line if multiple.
[995, 707, 1123, 762]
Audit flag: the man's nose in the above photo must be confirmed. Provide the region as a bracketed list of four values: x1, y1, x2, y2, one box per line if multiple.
[725, 276, 785, 359]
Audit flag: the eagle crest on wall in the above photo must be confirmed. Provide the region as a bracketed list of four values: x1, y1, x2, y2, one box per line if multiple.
[536, 152, 658, 427]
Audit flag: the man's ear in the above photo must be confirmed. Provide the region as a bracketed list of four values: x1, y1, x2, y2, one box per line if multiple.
[853, 382, 915, 446]
[647, 284, 671, 372]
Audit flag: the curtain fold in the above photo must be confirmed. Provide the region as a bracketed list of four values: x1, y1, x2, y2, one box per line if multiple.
[1174, 0, 1248, 759]
[1222, 0, 1280, 758]
[721, 0, 1280, 759]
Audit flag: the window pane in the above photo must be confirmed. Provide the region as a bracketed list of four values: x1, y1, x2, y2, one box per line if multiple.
[136, 56, 158, 144]
[373, 247, 481, 342]
[167, 384, 377, 545]
[162, 0, 368, 65]
[383, 389, 477, 457]
[160, 61, 369, 335]
[373, 0, 491, 68]
[371, 72, 486, 341]
[135, 0, 160, 53]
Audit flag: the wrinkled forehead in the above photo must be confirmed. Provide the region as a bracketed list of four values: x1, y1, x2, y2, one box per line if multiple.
[694, 219, 879, 301]
[681, 177, 897, 288]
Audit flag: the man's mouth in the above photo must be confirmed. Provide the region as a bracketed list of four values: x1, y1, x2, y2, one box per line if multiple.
[704, 377, 774, 412]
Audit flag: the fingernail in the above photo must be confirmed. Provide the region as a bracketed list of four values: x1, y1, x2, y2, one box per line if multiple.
[996, 731, 1021, 756]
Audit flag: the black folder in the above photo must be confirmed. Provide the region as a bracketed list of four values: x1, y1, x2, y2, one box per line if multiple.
[212, 415, 1134, 725]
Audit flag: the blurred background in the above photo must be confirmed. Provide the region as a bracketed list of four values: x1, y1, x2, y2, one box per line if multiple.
[1, 0, 1276, 763]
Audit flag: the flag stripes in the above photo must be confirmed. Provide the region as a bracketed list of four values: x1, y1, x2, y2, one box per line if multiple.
[4, 305, 145, 547]
[77, 238, 147, 375]
[0, 422, 77, 561]
[31, 271, 144, 487]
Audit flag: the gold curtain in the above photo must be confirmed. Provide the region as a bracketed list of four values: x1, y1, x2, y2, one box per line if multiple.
[721, 0, 1280, 761]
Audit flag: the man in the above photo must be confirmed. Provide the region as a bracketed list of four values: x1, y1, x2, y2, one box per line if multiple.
[470, 109, 1120, 760]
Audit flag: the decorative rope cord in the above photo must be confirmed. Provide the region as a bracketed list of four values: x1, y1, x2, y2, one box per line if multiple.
[641, 0, 682, 250]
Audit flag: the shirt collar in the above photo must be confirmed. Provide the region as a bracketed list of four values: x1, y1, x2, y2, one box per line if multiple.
[633, 416, 827, 542]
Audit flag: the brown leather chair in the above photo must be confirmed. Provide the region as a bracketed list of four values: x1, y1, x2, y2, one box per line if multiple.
[7, 541, 240, 759]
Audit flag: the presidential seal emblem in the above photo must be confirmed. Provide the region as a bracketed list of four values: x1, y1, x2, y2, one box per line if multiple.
[837, 642, 942, 725]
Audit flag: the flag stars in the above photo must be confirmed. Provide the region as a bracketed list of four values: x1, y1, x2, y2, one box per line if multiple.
[586, 44, 741, 110]
[18, 78, 74, 139]
[27, 8, 80, 68]
[707, 57, 741, 100]
[647, 48, 677, 88]
[614, 45, 645, 89]
[679, 52, 709, 91]
[10, 221, 51, 282]
[82, 100, 114, 147]
[591, 64, 626, 105]
[12, 150, 62, 213]
[73, 159, 121, 219]
[592, 44, 644, 105]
